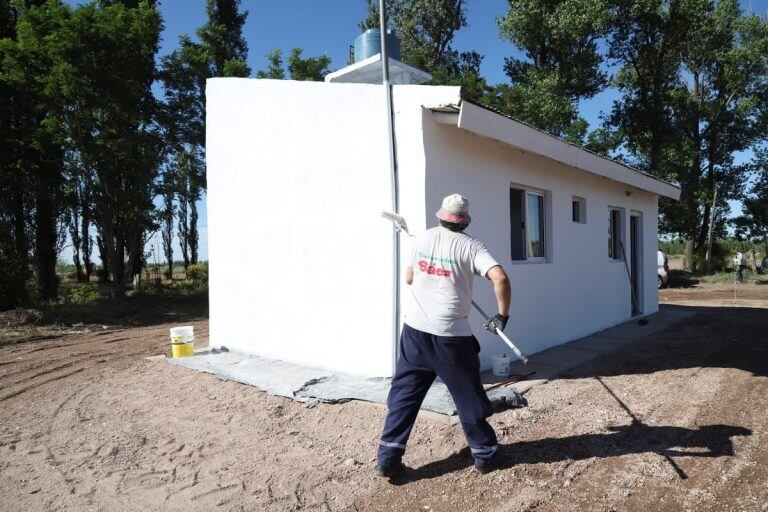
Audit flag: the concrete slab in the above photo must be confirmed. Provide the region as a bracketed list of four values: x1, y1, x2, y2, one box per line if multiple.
[565, 335, 629, 353]
[527, 345, 605, 369]
[509, 379, 549, 394]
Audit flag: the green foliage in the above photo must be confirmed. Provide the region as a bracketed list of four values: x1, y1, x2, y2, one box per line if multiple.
[496, 0, 610, 138]
[159, 0, 250, 277]
[57, 1, 163, 297]
[659, 239, 686, 256]
[197, 0, 250, 77]
[607, 0, 768, 263]
[0, 248, 29, 310]
[255, 47, 330, 82]
[67, 283, 102, 305]
[255, 49, 286, 79]
[359, 0, 380, 32]
[734, 147, 768, 245]
[287, 48, 331, 81]
[357, 1, 491, 99]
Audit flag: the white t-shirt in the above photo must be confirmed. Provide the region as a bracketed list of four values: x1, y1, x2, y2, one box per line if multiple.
[404, 226, 500, 337]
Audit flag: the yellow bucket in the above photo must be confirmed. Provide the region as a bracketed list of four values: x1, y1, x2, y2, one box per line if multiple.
[170, 326, 195, 357]
[171, 339, 195, 357]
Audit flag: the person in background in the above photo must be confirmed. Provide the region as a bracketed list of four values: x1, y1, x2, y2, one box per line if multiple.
[733, 252, 747, 283]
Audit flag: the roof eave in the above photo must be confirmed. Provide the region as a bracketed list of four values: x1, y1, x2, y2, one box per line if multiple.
[436, 101, 680, 201]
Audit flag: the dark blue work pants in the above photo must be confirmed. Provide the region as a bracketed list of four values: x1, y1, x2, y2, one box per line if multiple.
[377, 324, 498, 468]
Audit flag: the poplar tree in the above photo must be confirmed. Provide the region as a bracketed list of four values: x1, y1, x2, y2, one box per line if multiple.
[495, 0, 611, 141]
[607, 0, 768, 270]
[357, 0, 489, 99]
[160, 0, 251, 271]
[60, 1, 163, 297]
[1, 1, 70, 300]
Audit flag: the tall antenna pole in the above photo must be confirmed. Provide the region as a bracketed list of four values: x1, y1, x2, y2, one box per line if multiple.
[380, 0, 401, 373]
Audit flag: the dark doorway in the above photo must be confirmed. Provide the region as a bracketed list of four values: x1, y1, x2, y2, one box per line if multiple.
[630, 214, 642, 315]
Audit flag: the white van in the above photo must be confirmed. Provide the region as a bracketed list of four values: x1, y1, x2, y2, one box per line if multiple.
[657, 250, 669, 288]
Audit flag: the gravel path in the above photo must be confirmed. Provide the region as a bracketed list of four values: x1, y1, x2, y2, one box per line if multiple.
[1, 284, 766, 511]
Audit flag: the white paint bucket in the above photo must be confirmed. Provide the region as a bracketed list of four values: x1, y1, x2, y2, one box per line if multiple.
[170, 326, 195, 357]
[492, 354, 511, 377]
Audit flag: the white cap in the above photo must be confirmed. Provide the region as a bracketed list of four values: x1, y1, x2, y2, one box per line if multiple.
[435, 193, 471, 225]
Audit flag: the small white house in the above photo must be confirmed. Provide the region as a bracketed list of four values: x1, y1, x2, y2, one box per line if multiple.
[206, 57, 680, 378]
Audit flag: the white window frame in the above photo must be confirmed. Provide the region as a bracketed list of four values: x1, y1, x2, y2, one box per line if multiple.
[510, 184, 550, 263]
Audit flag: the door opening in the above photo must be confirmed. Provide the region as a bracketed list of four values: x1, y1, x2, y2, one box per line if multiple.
[630, 214, 643, 315]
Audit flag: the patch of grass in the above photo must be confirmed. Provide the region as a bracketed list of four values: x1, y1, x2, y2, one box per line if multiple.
[667, 268, 764, 288]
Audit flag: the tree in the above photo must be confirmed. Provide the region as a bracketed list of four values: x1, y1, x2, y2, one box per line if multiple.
[197, 0, 250, 77]
[496, 0, 610, 139]
[1, 1, 72, 300]
[734, 148, 768, 253]
[158, 164, 175, 279]
[59, 1, 163, 297]
[358, 0, 490, 100]
[255, 48, 331, 82]
[287, 48, 331, 81]
[255, 49, 285, 79]
[160, 0, 251, 271]
[607, 0, 768, 270]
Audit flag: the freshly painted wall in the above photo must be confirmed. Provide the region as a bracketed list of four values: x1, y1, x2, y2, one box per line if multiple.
[421, 113, 660, 371]
[206, 79, 459, 377]
[206, 78, 665, 377]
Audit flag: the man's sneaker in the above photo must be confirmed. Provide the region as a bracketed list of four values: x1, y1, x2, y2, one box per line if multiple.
[374, 462, 406, 478]
[474, 462, 497, 474]
[474, 452, 503, 474]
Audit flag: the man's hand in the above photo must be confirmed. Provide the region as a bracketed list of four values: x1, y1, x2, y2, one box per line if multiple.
[484, 314, 509, 334]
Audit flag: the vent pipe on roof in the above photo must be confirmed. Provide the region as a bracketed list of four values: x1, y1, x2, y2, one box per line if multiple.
[379, 2, 401, 375]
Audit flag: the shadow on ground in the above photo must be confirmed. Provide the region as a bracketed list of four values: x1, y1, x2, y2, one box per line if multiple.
[391, 422, 752, 484]
[557, 305, 768, 380]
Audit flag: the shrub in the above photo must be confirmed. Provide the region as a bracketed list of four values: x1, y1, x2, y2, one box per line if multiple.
[0, 253, 30, 311]
[186, 262, 208, 282]
[68, 283, 102, 305]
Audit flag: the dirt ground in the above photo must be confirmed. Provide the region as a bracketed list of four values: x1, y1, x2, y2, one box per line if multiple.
[1, 283, 767, 512]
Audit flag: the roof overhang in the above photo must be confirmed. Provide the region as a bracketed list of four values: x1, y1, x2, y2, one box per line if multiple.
[433, 101, 681, 200]
[325, 54, 432, 85]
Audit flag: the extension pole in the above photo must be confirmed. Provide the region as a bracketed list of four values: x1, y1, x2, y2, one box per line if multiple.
[380, 1, 401, 373]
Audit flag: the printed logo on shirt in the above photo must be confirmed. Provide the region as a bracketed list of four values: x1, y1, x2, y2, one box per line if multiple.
[417, 260, 452, 277]
[416, 251, 457, 265]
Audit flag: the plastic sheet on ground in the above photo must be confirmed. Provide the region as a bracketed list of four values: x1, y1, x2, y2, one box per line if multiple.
[168, 348, 526, 416]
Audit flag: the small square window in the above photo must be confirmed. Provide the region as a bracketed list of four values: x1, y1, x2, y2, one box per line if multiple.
[572, 196, 586, 224]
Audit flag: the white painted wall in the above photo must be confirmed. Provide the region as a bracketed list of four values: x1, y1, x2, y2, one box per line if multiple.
[206, 79, 398, 376]
[207, 78, 663, 377]
[421, 115, 660, 370]
[206, 79, 460, 377]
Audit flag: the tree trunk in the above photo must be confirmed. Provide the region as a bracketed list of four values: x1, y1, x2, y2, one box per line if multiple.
[96, 234, 109, 283]
[162, 185, 174, 280]
[35, 188, 58, 300]
[190, 199, 198, 265]
[69, 200, 84, 282]
[81, 186, 93, 280]
[684, 237, 696, 272]
[12, 189, 28, 260]
[703, 187, 718, 273]
[177, 186, 190, 273]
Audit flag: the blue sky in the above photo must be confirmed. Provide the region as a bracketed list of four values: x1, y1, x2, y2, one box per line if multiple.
[61, 0, 767, 263]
